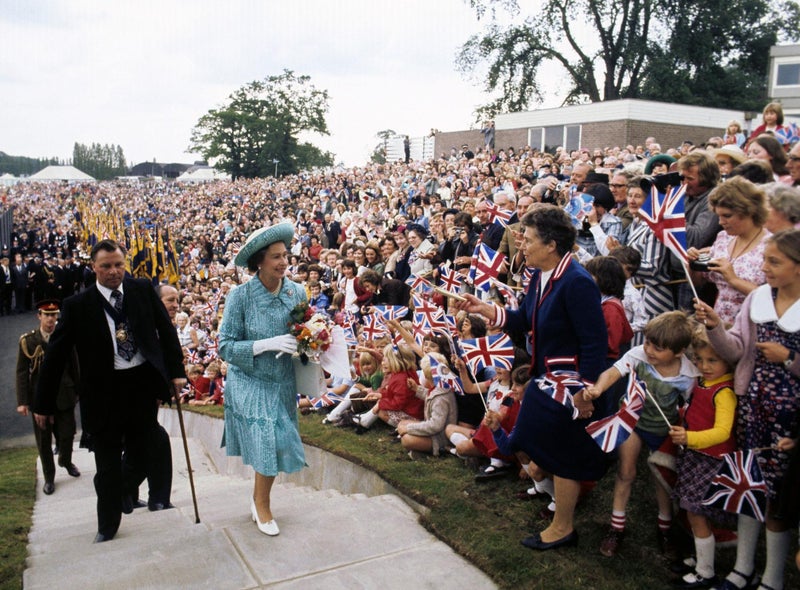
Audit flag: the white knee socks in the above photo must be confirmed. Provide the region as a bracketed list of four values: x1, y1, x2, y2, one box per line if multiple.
[693, 534, 715, 579]
[355, 410, 379, 428]
[760, 528, 791, 590]
[727, 514, 762, 586]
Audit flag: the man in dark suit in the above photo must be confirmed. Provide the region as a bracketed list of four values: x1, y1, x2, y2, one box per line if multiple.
[126, 283, 180, 512]
[10, 253, 29, 313]
[34, 239, 186, 543]
[0, 256, 12, 315]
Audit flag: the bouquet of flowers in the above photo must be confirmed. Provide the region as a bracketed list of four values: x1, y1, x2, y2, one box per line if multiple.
[288, 301, 332, 364]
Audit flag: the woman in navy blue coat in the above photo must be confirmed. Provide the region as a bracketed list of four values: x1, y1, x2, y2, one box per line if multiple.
[458, 204, 610, 551]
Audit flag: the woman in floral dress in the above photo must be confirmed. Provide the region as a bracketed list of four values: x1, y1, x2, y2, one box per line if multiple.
[689, 177, 770, 326]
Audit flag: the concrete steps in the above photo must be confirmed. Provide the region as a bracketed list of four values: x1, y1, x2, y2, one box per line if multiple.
[23, 430, 496, 590]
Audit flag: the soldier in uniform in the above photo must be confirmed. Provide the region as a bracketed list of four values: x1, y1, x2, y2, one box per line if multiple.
[16, 299, 80, 494]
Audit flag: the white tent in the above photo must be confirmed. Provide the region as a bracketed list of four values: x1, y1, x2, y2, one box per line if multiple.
[0, 172, 20, 187]
[175, 166, 230, 183]
[26, 165, 95, 182]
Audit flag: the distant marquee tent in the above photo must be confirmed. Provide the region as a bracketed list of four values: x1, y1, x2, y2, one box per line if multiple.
[26, 165, 95, 182]
[175, 166, 231, 183]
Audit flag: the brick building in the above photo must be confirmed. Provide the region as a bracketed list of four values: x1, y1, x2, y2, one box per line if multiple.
[433, 99, 745, 157]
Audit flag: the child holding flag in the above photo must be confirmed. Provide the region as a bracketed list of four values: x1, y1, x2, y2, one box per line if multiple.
[669, 326, 737, 589]
[396, 353, 459, 458]
[585, 311, 699, 559]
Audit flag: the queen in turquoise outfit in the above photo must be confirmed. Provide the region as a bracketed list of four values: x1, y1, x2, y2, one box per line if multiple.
[219, 222, 306, 537]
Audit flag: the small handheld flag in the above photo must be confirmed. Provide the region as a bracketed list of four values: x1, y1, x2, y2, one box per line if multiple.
[460, 333, 515, 374]
[701, 450, 768, 522]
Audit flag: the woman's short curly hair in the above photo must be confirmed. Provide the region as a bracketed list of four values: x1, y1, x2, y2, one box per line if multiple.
[708, 176, 767, 226]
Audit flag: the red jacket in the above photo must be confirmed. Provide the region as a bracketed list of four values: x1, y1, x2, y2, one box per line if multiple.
[602, 297, 633, 360]
[379, 370, 423, 419]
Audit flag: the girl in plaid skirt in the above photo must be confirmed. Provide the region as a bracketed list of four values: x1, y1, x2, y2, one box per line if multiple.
[670, 326, 737, 589]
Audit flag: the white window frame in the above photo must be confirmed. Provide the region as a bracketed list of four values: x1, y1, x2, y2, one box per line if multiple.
[528, 125, 582, 153]
[773, 56, 800, 89]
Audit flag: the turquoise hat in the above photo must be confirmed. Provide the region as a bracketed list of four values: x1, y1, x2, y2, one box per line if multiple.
[234, 222, 295, 267]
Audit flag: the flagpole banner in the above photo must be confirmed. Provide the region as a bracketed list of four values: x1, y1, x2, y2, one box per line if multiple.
[638, 184, 688, 263]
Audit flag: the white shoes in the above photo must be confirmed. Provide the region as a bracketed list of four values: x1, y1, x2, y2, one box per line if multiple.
[250, 497, 279, 536]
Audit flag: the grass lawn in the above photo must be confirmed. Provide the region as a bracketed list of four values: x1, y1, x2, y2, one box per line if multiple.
[3, 408, 797, 590]
[0, 447, 37, 590]
[294, 412, 799, 590]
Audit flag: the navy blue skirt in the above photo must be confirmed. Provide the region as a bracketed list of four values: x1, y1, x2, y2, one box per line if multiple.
[510, 380, 611, 481]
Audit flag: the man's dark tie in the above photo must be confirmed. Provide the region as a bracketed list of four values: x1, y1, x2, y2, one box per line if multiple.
[111, 289, 137, 361]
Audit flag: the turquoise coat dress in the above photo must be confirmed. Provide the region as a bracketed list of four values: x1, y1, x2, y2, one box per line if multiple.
[219, 277, 307, 476]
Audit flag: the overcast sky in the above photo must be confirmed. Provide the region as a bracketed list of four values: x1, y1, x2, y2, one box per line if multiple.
[0, 0, 532, 167]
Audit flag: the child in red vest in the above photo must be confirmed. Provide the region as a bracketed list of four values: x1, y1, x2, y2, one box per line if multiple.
[669, 326, 736, 589]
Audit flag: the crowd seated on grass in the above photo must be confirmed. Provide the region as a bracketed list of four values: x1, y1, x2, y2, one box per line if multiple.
[4, 121, 800, 587]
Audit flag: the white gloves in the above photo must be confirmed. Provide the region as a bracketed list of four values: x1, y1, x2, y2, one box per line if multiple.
[253, 334, 297, 357]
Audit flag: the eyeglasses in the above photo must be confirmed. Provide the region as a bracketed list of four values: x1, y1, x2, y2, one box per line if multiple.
[609, 183, 627, 189]
[788, 156, 800, 162]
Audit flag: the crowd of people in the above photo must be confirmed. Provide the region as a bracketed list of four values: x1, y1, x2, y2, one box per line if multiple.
[4, 101, 800, 588]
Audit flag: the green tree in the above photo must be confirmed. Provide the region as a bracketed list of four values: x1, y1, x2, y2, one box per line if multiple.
[640, 0, 800, 110]
[370, 129, 398, 164]
[457, 0, 800, 118]
[0, 152, 59, 176]
[71, 142, 127, 180]
[189, 70, 332, 179]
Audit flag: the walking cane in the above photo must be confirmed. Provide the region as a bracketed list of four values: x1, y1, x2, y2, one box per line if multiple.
[173, 393, 201, 524]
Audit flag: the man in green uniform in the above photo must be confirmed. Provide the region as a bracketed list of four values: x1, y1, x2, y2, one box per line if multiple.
[16, 299, 80, 494]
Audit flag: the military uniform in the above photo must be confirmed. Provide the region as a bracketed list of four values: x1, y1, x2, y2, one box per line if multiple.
[16, 320, 80, 490]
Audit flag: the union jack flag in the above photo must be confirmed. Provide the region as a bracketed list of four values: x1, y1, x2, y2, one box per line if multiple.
[205, 338, 219, 361]
[415, 311, 447, 334]
[390, 331, 404, 346]
[638, 184, 688, 263]
[310, 391, 345, 409]
[429, 356, 464, 394]
[406, 274, 434, 294]
[702, 450, 768, 522]
[468, 243, 507, 293]
[361, 314, 388, 340]
[486, 201, 514, 228]
[438, 265, 463, 294]
[490, 278, 519, 309]
[342, 323, 358, 347]
[535, 371, 584, 419]
[442, 314, 459, 338]
[585, 376, 646, 452]
[522, 267, 534, 291]
[460, 333, 515, 374]
[336, 310, 359, 347]
[372, 305, 408, 322]
[412, 294, 445, 326]
[622, 369, 648, 405]
[187, 349, 201, 365]
[409, 319, 430, 346]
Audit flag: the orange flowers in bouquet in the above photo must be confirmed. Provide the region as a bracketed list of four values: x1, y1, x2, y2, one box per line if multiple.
[288, 301, 333, 364]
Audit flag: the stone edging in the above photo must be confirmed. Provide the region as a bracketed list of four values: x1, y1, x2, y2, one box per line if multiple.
[158, 408, 428, 516]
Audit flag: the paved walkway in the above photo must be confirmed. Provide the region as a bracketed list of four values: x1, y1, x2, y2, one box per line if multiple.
[23, 432, 497, 589]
